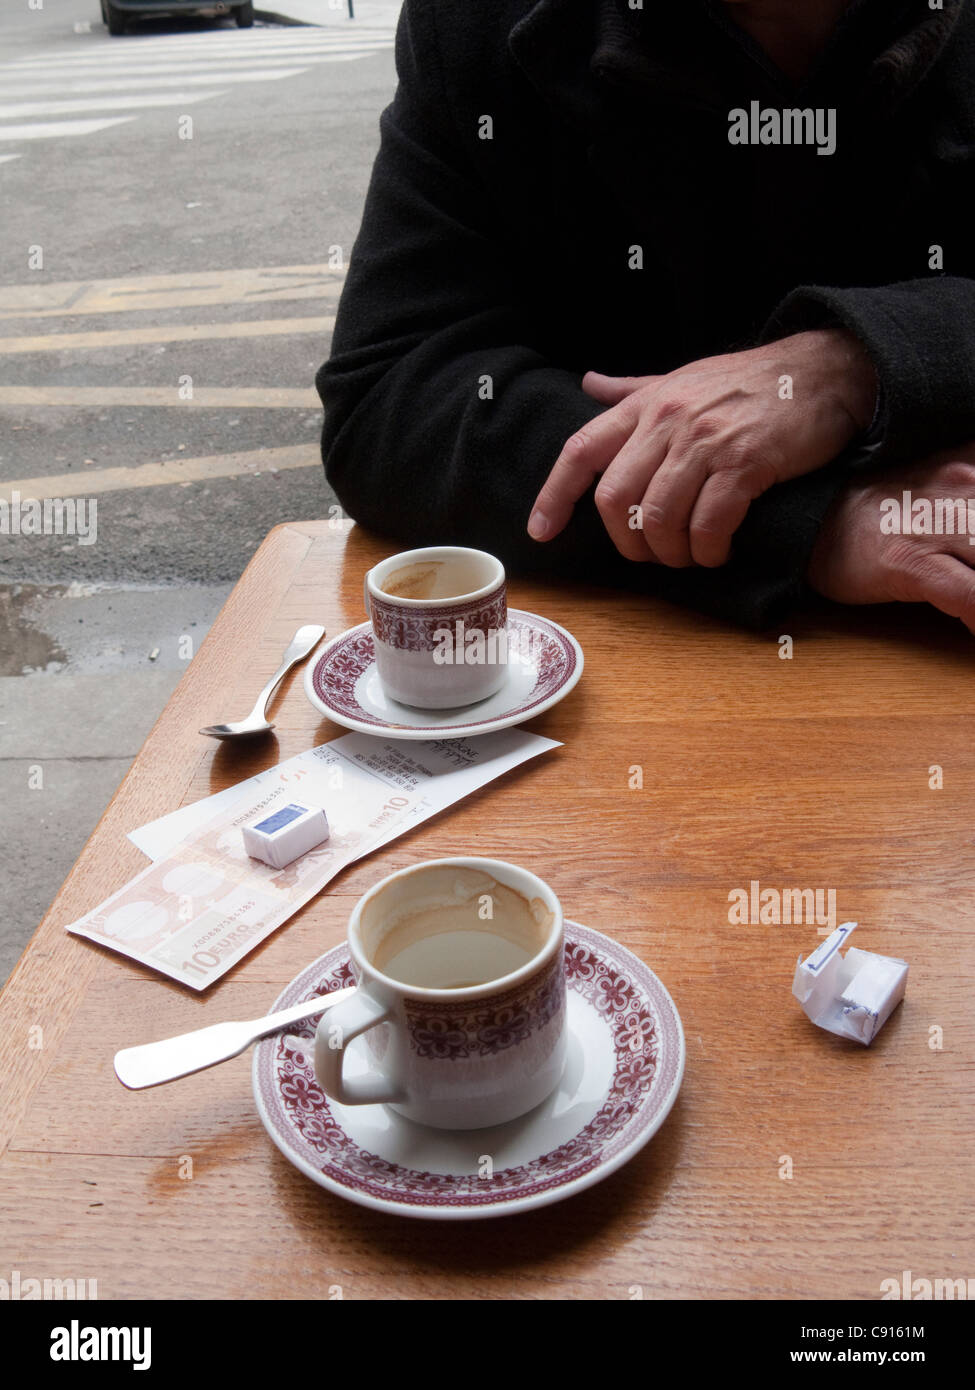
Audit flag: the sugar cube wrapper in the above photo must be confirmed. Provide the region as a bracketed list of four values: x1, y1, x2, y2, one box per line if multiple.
[792, 922, 907, 1045]
[242, 801, 330, 870]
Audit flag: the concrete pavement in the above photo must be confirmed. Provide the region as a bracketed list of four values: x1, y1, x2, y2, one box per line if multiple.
[0, 586, 228, 983]
[0, 0, 400, 983]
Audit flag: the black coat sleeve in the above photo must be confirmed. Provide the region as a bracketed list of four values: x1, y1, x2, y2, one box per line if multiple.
[762, 277, 975, 469]
[317, 0, 860, 630]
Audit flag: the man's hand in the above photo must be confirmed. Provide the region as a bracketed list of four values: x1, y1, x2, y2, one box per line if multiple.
[528, 328, 877, 568]
[807, 447, 975, 633]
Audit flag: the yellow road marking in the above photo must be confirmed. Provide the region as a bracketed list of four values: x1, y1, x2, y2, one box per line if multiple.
[0, 444, 321, 503]
[0, 386, 320, 407]
[0, 264, 346, 321]
[0, 315, 335, 354]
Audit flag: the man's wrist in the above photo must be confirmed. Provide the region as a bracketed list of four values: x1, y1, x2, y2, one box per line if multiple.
[819, 326, 879, 434]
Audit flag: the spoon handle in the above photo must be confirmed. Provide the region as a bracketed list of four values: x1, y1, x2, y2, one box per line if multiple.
[114, 985, 356, 1089]
[249, 623, 326, 722]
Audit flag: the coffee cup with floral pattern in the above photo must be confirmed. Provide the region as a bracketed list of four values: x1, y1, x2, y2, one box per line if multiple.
[363, 546, 508, 709]
[314, 858, 566, 1130]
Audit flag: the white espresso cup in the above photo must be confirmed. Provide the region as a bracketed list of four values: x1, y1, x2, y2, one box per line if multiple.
[314, 858, 567, 1130]
[364, 545, 508, 709]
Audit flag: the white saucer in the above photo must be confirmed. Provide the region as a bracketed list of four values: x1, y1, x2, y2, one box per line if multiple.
[252, 922, 685, 1220]
[302, 610, 583, 740]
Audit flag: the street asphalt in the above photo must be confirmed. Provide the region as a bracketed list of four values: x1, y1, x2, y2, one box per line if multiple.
[0, 0, 403, 981]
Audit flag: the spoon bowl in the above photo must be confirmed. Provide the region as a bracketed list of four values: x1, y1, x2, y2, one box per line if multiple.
[198, 718, 276, 739]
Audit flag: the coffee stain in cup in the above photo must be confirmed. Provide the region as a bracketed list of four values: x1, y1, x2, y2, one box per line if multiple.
[365, 869, 555, 989]
[379, 563, 444, 600]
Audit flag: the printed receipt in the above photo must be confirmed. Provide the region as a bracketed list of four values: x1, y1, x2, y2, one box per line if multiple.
[65, 730, 559, 990]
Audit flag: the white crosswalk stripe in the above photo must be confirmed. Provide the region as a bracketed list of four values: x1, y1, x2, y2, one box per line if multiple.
[0, 116, 136, 142]
[8, 39, 393, 65]
[0, 95, 221, 119]
[7, 43, 397, 71]
[0, 69, 308, 97]
[0, 24, 395, 160]
[7, 27, 395, 53]
[2, 56, 388, 83]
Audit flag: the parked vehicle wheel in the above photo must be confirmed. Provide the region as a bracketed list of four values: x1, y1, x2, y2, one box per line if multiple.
[103, 0, 127, 35]
[235, 1, 255, 27]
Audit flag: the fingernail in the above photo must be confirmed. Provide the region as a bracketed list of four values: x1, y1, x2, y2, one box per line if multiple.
[527, 509, 550, 540]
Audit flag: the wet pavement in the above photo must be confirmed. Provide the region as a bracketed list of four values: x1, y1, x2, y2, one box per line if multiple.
[0, 581, 230, 982]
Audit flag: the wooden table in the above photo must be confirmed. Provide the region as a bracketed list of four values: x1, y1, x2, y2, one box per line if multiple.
[1, 520, 973, 1301]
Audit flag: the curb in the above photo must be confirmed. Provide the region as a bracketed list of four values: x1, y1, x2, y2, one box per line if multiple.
[253, 9, 318, 25]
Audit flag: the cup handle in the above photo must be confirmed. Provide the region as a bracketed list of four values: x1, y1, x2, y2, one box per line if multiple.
[314, 989, 402, 1106]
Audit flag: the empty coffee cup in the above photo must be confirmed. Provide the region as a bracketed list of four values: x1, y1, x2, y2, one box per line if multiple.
[314, 858, 567, 1130]
[364, 546, 508, 709]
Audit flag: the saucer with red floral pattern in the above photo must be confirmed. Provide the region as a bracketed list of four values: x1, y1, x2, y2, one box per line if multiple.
[302, 610, 582, 739]
[252, 921, 684, 1220]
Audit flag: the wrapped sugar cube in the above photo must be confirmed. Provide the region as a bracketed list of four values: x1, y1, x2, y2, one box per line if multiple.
[793, 922, 907, 1046]
[242, 802, 329, 870]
